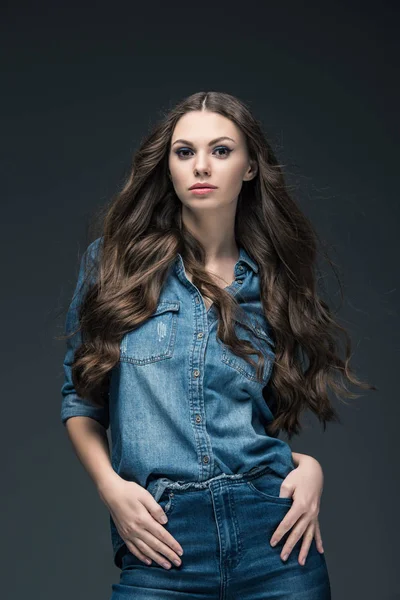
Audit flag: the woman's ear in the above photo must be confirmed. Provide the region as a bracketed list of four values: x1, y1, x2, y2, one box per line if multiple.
[244, 160, 258, 181]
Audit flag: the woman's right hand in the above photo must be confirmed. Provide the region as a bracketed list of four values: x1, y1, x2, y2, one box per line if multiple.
[98, 474, 184, 569]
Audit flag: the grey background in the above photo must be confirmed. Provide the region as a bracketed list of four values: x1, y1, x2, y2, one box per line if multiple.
[2, 1, 398, 598]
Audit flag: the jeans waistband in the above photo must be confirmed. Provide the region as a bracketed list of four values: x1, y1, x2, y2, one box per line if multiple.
[146, 464, 275, 503]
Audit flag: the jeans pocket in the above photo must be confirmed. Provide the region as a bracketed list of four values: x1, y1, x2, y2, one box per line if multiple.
[247, 471, 293, 506]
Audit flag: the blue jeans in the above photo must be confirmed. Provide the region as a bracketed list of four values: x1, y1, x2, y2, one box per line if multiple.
[110, 465, 331, 599]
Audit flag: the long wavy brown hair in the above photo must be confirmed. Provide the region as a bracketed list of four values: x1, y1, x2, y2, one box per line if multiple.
[59, 90, 376, 439]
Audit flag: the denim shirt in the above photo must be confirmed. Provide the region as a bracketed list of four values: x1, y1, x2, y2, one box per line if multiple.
[60, 237, 295, 568]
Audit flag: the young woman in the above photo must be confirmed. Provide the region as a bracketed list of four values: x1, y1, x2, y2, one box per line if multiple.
[60, 91, 373, 599]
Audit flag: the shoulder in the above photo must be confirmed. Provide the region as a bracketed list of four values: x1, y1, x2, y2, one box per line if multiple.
[87, 236, 103, 257]
[83, 236, 103, 266]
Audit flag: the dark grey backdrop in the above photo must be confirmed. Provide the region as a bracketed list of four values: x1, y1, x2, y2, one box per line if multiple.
[2, 1, 398, 598]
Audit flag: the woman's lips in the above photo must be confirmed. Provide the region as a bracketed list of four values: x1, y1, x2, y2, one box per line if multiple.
[190, 188, 217, 195]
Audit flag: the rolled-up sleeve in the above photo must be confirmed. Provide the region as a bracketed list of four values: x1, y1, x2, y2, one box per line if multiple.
[60, 238, 110, 430]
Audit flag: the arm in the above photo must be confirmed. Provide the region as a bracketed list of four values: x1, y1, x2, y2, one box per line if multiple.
[65, 416, 120, 499]
[291, 451, 319, 467]
[61, 238, 115, 500]
[61, 238, 110, 428]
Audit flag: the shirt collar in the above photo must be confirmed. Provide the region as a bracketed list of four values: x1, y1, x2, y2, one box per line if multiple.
[238, 245, 259, 274]
[174, 245, 259, 274]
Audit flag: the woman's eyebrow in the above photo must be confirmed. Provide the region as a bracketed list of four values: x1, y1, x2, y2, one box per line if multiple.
[171, 136, 236, 147]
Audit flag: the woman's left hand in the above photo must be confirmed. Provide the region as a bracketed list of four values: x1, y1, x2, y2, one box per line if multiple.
[269, 454, 325, 566]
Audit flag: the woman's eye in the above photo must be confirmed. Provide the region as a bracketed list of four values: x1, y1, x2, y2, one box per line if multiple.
[214, 146, 231, 157]
[175, 146, 232, 159]
[175, 148, 192, 158]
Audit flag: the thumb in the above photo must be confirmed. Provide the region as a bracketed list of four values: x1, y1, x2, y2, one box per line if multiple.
[142, 491, 169, 524]
[279, 480, 295, 499]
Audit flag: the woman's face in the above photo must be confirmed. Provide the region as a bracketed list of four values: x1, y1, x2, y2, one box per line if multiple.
[168, 110, 256, 212]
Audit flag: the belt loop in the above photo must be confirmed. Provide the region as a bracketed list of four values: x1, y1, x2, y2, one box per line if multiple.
[147, 478, 171, 502]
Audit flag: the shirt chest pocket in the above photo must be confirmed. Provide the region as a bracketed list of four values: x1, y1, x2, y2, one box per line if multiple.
[119, 301, 180, 364]
[221, 316, 275, 385]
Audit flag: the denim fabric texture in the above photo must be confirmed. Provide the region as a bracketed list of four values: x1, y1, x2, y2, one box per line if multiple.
[110, 467, 331, 599]
[61, 237, 296, 569]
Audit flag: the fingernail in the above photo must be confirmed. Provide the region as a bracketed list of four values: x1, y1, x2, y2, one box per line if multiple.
[282, 553, 288, 561]
[161, 515, 168, 524]
[270, 539, 277, 547]
[177, 549, 183, 556]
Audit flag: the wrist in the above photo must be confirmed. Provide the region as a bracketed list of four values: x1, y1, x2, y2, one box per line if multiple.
[96, 470, 122, 501]
[292, 452, 317, 467]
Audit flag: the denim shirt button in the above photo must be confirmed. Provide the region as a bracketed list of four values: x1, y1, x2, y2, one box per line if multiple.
[203, 455, 210, 464]
[195, 414, 202, 423]
[193, 369, 200, 377]
[197, 332, 204, 339]
[238, 265, 244, 271]
[237, 279, 243, 284]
